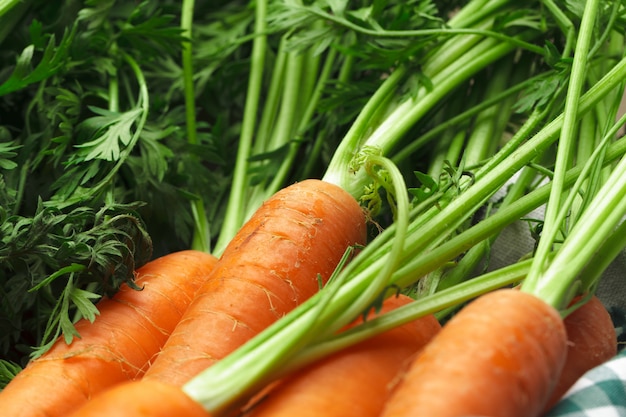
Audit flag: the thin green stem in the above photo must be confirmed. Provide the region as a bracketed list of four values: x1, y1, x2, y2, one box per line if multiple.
[575, 219, 626, 295]
[303, 5, 545, 56]
[244, 51, 304, 216]
[181, 0, 197, 146]
[535, 155, 626, 308]
[332, 152, 410, 331]
[447, 0, 510, 28]
[541, 0, 575, 58]
[299, 49, 338, 178]
[181, 0, 210, 252]
[252, 40, 287, 156]
[213, 0, 267, 256]
[524, 0, 600, 293]
[326, 34, 527, 198]
[323, 65, 407, 189]
[527, 107, 626, 307]
[290, 255, 534, 373]
[392, 72, 540, 164]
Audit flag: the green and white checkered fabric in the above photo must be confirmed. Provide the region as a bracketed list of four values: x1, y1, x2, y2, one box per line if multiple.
[543, 349, 626, 417]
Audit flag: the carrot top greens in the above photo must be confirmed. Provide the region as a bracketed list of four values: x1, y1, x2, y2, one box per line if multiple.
[2, 0, 626, 405]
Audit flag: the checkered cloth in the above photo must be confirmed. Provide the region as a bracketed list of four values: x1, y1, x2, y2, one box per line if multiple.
[543, 348, 626, 417]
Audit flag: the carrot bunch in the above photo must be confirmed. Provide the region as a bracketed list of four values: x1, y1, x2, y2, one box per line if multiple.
[5, 0, 626, 416]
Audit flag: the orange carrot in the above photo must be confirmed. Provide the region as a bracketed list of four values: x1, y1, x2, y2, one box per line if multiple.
[0, 250, 218, 417]
[379, 288, 568, 417]
[66, 380, 211, 417]
[543, 294, 617, 411]
[244, 294, 441, 417]
[143, 179, 367, 386]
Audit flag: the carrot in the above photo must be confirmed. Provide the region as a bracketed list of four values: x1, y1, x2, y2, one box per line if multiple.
[543, 294, 617, 411]
[66, 380, 211, 417]
[142, 179, 367, 385]
[0, 250, 218, 417]
[243, 294, 441, 417]
[379, 288, 568, 417]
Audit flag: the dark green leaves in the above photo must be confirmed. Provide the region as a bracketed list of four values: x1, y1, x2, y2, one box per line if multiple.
[0, 21, 76, 97]
[0, 201, 153, 362]
[0, 359, 21, 389]
[0, 141, 20, 170]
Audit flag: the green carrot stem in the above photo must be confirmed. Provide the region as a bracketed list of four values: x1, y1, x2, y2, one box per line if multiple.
[527, 155, 626, 308]
[326, 34, 530, 197]
[436, 166, 539, 293]
[252, 40, 287, 156]
[525, 0, 599, 286]
[290, 255, 535, 372]
[391, 133, 626, 292]
[298, 49, 339, 178]
[575, 219, 626, 294]
[181, 0, 210, 253]
[541, 0, 575, 58]
[305, 4, 543, 56]
[323, 65, 407, 189]
[523, 102, 626, 305]
[447, 0, 510, 29]
[213, 0, 267, 256]
[393, 70, 541, 165]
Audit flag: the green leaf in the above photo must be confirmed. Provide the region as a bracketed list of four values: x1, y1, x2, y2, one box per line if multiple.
[0, 141, 20, 170]
[74, 106, 143, 161]
[0, 23, 76, 96]
[0, 359, 21, 389]
[409, 171, 439, 202]
[70, 287, 102, 324]
[29, 263, 87, 292]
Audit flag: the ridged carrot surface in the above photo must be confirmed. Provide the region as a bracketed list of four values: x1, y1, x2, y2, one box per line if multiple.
[379, 288, 568, 417]
[0, 250, 218, 417]
[544, 294, 617, 411]
[244, 294, 441, 417]
[143, 179, 367, 385]
[66, 380, 211, 417]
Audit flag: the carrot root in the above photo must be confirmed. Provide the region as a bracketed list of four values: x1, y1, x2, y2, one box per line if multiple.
[543, 294, 617, 411]
[380, 288, 568, 417]
[66, 380, 211, 417]
[245, 294, 441, 417]
[143, 179, 367, 386]
[0, 250, 218, 417]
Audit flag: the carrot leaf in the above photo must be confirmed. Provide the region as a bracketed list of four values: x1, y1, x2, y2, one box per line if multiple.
[0, 359, 21, 390]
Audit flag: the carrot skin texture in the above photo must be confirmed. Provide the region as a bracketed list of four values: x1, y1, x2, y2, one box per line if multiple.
[143, 179, 367, 386]
[66, 380, 211, 417]
[543, 295, 617, 411]
[245, 294, 441, 417]
[380, 289, 568, 417]
[0, 250, 218, 417]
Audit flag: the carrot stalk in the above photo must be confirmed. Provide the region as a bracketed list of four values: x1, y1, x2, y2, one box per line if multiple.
[141, 179, 367, 386]
[243, 294, 441, 417]
[0, 250, 218, 417]
[379, 289, 568, 417]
